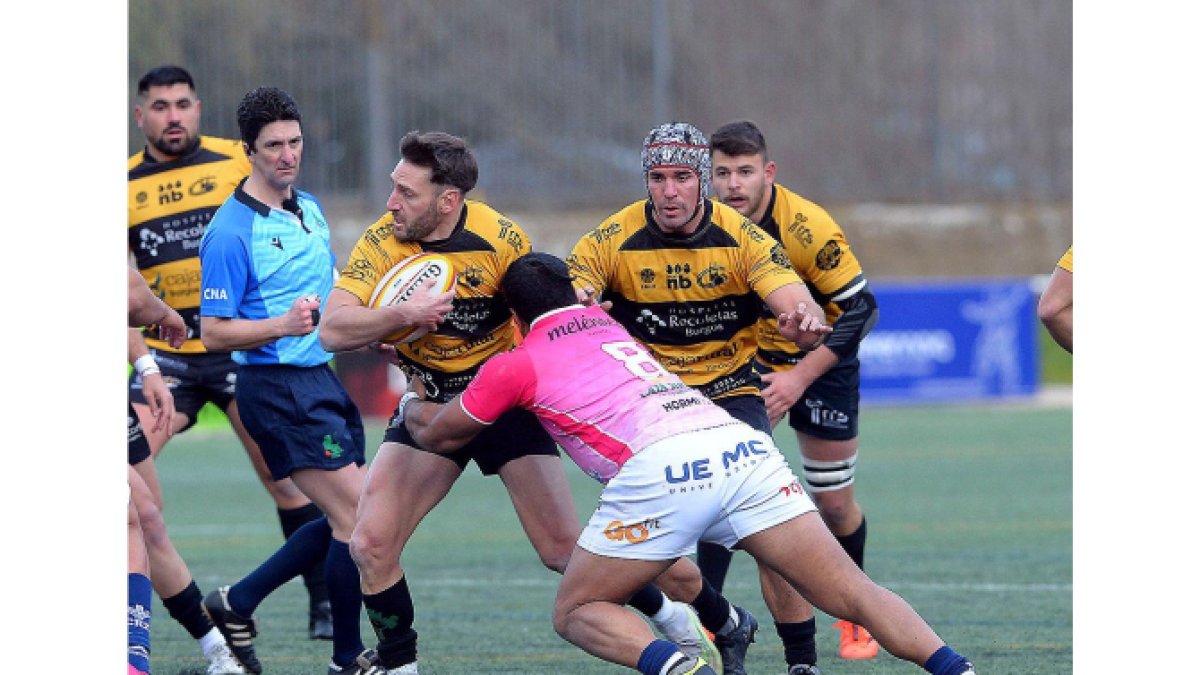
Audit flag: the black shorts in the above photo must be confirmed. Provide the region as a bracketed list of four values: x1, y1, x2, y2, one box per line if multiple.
[757, 355, 860, 441]
[384, 404, 559, 476]
[128, 402, 151, 466]
[128, 350, 238, 431]
[712, 394, 772, 436]
[235, 363, 366, 480]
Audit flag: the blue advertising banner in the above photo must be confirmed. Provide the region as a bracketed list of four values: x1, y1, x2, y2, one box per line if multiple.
[859, 279, 1040, 403]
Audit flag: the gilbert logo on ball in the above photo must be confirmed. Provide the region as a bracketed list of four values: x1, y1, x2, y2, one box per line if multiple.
[369, 252, 456, 344]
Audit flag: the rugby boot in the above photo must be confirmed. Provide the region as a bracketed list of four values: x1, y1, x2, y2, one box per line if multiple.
[713, 604, 758, 675]
[310, 599, 335, 640]
[328, 648, 385, 674]
[665, 655, 719, 675]
[202, 586, 262, 674]
[833, 619, 879, 659]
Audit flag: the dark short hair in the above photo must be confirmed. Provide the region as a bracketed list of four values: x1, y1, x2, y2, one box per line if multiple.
[710, 119, 769, 160]
[501, 253, 578, 325]
[399, 131, 478, 193]
[137, 65, 195, 96]
[236, 87, 302, 149]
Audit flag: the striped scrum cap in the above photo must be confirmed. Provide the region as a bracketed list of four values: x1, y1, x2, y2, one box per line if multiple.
[641, 122, 711, 199]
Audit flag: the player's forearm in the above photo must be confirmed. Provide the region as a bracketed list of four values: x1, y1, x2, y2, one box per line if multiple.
[200, 315, 284, 351]
[128, 328, 151, 363]
[1042, 308, 1073, 353]
[320, 304, 395, 352]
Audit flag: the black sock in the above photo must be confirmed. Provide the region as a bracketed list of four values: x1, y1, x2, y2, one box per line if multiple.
[835, 516, 867, 570]
[696, 541, 734, 592]
[279, 504, 330, 605]
[326, 539, 365, 666]
[364, 576, 418, 668]
[628, 584, 666, 617]
[161, 580, 215, 640]
[689, 577, 732, 635]
[776, 618, 818, 667]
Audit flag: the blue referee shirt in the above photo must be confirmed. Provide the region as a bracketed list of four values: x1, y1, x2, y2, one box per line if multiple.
[199, 180, 336, 367]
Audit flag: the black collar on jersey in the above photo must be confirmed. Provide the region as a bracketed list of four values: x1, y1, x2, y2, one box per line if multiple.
[757, 184, 781, 239]
[643, 198, 715, 243]
[233, 177, 308, 232]
[416, 202, 469, 250]
[140, 136, 203, 165]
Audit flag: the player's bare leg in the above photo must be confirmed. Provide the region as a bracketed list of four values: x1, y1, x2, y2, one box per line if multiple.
[800, 433, 875, 659]
[740, 512, 945, 666]
[497, 454, 581, 573]
[349, 442, 463, 670]
[553, 548, 684, 668]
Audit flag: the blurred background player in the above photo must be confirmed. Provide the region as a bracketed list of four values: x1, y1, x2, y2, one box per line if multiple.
[197, 86, 375, 674]
[128, 268, 244, 674]
[127, 65, 332, 638]
[401, 252, 976, 675]
[567, 122, 837, 675]
[1037, 246, 1073, 353]
[709, 119, 880, 666]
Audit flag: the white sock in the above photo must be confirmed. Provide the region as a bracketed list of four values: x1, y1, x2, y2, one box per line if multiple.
[198, 627, 226, 657]
[651, 599, 694, 642]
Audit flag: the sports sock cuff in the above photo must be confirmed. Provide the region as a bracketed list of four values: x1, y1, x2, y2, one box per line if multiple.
[161, 580, 215, 640]
[628, 584, 667, 617]
[834, 515, 867, 570]
[128, 573, 153, 672]
[775, 618, 818, 666]
[278, 502, 324, 538]
[366, 576, 419, 667]
[636, 639, 681, 675]
[924, 644, 971, 675]
[690, 578, 732, 635]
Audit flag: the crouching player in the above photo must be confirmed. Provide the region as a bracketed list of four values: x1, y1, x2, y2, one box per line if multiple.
[401, 253, 977, 675]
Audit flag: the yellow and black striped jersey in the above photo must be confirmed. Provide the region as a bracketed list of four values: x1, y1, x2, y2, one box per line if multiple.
[567, 199, 800, 400]
[754, 184, 867, 370]
[128, 136, 251, 353]
[335, 201, 529, 402]
[1057, 245, 1073, 273]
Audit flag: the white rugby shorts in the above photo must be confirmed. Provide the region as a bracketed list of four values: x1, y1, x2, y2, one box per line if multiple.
[578, 424, 816, 560]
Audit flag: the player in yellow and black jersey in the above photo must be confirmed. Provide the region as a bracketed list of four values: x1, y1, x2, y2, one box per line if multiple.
[126, 65, 333, 649]
[568, 122, 834, 675]
[1038, 245, 1072, 353]
[711, 120, 881, 670]
[321, 131, 571, 673]
[332, 200, 525, 403]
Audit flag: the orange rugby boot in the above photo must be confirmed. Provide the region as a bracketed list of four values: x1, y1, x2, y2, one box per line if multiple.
[834, 619, 879, 659]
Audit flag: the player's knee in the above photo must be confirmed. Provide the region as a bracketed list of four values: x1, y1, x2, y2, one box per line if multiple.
[814, 494, 858, 531]
[348, 526, 397, 574]
[538, 547, 572, 574]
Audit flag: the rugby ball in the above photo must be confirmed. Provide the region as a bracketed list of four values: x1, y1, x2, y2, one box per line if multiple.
[368, 252, 456, 344]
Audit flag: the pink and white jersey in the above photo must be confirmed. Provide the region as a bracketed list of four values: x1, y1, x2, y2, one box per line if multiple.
[459, 305, 737, 483]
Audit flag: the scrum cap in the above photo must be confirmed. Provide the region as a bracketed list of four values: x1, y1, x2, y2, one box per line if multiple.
[641, 122, 712, 199]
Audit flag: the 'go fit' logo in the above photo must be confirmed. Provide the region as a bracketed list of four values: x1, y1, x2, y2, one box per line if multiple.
[603, 519, 660, 544]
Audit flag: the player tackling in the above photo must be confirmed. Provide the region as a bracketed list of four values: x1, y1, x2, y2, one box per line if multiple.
[400, 252, 978, 675]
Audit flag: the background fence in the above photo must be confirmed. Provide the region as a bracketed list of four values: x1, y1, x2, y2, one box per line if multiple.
[129, 0, 1071, 269]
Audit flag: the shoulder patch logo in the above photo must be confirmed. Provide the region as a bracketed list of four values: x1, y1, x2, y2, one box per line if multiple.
[323, 434, 344, 459]
[769, 243, 793, 270]
[815, 240, 842, 270]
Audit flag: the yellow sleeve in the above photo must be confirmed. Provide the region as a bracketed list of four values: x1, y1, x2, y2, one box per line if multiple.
[334, 214, 397, 304]
[1057, 246, 1073, 273]
[566, 226, 612, 293]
